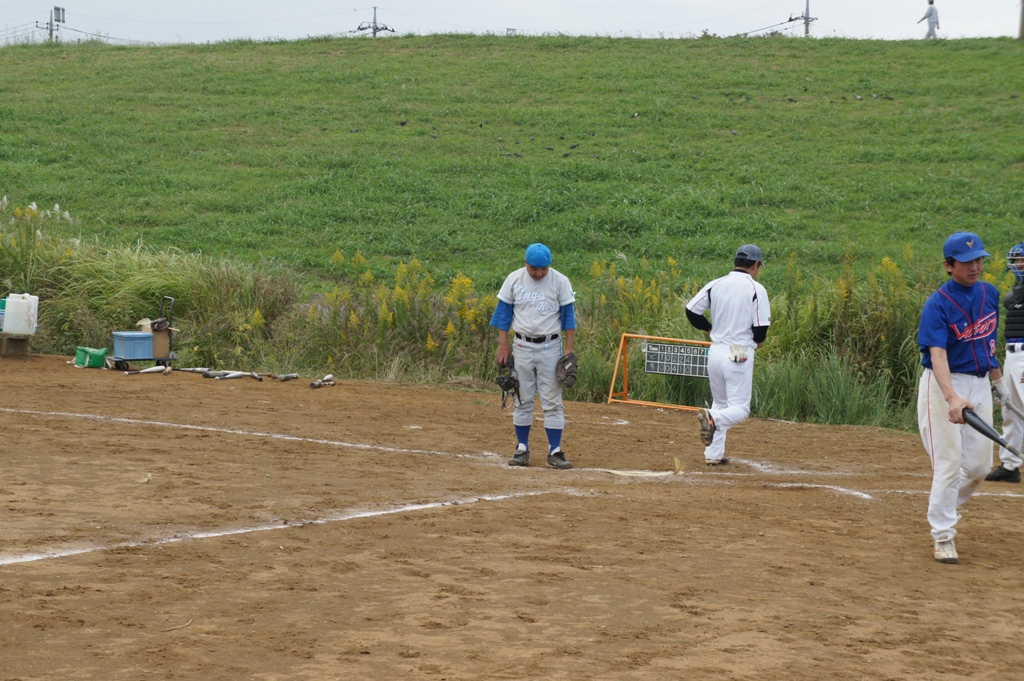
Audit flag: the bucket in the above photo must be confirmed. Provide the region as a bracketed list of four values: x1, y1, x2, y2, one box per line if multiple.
[3, 294, 38, 335]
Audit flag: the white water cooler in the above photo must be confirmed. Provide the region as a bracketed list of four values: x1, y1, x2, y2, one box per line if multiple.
[2, 293, 39, 335]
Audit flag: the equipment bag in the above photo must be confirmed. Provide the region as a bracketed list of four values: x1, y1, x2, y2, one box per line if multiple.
[75, 346, 109, 368]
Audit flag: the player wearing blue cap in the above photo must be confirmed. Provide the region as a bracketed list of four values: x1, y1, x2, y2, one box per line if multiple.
[917, 232, 1005, 564]
[685, 244, 771, 465]
[987, 242, 1024, 483]
[489, 243, 577, 469]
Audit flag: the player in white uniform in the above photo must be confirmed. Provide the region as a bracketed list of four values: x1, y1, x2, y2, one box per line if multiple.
[917, 232, 1003, 564]
[490, 243, 577, 469]
[685, 244, 771, 465]
[986, 242, 1024, 483]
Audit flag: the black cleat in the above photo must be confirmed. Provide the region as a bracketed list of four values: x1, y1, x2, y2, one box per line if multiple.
[546, 448, 573, 470]
[985, 465, 1021, 483]
[697, 409, 716, 446]
[508, 444, 530, 467]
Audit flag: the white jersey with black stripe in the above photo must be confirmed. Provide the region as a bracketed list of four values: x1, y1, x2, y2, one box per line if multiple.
[686, 270, 771, 347]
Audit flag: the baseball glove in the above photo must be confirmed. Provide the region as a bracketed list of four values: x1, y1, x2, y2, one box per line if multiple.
[556, 351, 578, 387]
[496, 356, 520, 410]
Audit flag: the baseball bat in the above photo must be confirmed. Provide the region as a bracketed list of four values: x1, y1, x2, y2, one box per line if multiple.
[275, 373, 299, 381]
[216, 371, 250, 381]
[172, 367, 210, 373]
[992, 387, 1024, 422]
[125, 366, 168, 376]
[203, 370, 233, 378]
[961, 408, 1023, 457]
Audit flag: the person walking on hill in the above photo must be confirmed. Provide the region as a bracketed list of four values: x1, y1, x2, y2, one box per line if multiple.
[918, 0, 940, 39]
[917, 232, 1004, 564]
[685, 244, 771, 466]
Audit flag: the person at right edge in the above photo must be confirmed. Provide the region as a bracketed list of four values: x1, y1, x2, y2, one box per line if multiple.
[917, 232, 1006, 565]
[987, 242, 1024, 483]
[685, 244, 771, 466]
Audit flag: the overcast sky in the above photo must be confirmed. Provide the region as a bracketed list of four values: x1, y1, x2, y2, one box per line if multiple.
[0, 1, 1019, 44]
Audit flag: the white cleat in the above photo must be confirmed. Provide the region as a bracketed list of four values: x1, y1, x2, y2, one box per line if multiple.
[934, 539, 958, 564]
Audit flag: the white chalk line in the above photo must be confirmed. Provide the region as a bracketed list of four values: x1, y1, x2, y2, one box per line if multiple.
[0, 407, 459, 458]
[598, 466, 876, 499]
[7, 406, 1020, 506]
[0, 490, 561, 567]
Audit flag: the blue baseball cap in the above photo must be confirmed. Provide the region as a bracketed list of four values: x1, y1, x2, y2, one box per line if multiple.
[943, 232, 990, 262]
[525, 243, 552, 267]
[735, 244, 764, 264]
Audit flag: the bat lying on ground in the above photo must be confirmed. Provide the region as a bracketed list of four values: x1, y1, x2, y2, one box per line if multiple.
[310, 373, 335, 389]
[125, 366, 171, 376]
[275, 373, 299, 382]
[215, 371, 263, 381]
[962, 408, 1022, 457]
[172, 367, 210, 373]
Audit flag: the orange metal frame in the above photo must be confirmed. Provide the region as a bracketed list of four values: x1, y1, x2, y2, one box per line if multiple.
[607, 333, 711, 413]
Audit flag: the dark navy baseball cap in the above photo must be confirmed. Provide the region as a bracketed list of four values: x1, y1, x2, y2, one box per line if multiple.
[525, 243, 552, 267]
[735, 244, 764, 264]
[943, 232, 990, 262]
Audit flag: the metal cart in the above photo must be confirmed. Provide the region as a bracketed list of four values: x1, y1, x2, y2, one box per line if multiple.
[111, 296, 177, 370]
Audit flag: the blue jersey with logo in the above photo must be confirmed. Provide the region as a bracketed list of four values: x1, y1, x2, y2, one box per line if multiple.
[918, 279, 1000, 375]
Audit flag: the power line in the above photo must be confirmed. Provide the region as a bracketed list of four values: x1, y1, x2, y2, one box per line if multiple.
[58, 24, 151, 45]
[0, 21, 37, 35]
[0, 27, 44, 43]
[70, 9, 364, 26]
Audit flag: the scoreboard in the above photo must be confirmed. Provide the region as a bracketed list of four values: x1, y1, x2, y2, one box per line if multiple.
[644, 342, 708, 378]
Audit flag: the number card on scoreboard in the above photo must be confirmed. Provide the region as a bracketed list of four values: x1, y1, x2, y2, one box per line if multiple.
[645, 342, 708, 378]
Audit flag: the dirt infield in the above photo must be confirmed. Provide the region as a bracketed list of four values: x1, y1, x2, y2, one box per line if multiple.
[3, 354, 1024, 680]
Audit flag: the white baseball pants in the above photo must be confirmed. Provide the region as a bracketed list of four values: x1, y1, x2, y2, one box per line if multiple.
[997, 346, 1024, 470]
[918, 369, 992, 542]
[704, 342, 755, 461]
[511, 337, 565, 430]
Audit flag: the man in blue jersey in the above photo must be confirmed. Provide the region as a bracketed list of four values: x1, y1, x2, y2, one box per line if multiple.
[917, 232, 1005, 564]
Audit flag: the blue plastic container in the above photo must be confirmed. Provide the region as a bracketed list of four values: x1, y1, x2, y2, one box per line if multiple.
[113, 331, 153, 360]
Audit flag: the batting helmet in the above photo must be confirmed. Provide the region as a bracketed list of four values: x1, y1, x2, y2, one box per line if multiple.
[1007, 241, 1024, 282]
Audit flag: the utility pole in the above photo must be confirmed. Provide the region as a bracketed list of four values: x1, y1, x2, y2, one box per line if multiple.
[801, 0, 816, 36]
[47, 6, 65, 42]
[355, 7, 395, 38]
[1019, 0, 1023, 40]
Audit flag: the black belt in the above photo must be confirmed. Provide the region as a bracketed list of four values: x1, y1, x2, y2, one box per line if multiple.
[1009, 342, 1024, 353]
[952, 371, 989, 378]
[515, 332, 559, 343]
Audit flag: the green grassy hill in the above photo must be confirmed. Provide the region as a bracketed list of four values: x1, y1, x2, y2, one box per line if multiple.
[2, 35, 1022, 290]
